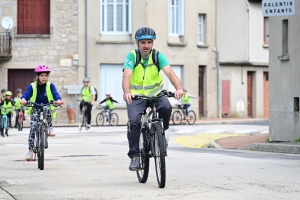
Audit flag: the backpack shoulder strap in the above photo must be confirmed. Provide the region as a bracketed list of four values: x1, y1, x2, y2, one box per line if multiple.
[152, 48, 159, 71]
[134, 49, 141, 68]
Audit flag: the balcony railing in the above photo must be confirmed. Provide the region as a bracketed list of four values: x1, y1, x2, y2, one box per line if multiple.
[0, 32, 12, 59]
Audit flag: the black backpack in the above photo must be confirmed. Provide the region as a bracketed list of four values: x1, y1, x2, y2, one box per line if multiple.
[82, 86, 98, 101]
[134, 49, 159, 71]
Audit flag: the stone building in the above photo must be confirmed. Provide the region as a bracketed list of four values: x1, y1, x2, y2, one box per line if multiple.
[0, 0, 78, 123]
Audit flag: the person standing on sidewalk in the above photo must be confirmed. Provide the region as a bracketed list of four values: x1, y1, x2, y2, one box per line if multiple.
[14, 88, 26, 128]
[122, 27, 184, 171]
[80, 78, 96, 128]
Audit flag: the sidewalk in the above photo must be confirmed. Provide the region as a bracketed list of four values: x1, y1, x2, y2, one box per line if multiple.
[209, 132, 300, 154]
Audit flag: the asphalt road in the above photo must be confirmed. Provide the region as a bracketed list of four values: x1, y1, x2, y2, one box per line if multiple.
[0, 125, 299, 200]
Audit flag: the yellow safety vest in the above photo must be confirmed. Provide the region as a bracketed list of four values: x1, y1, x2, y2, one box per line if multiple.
[130, 50, 163, 96]
[26, 81, 56, 119]
[1, 101, 13, 114]
[182, 94, 191, 104]
[106, 99, 115, 109]
[82, 86, 94, 102]
[14, 97, 22, 110]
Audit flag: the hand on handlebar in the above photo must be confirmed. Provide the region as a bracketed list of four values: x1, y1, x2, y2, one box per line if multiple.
[174, 89, 184, 100]
[54, 100, 64, 106]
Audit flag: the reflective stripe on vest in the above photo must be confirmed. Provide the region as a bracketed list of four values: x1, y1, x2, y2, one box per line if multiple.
[130, 50, 163, 96]
[182, 94, 191, 104]
[1, 101, 12, 114]
[82, 86, 93, 102]
[26, 81, 56, 119]
[105, 99, 115, 109]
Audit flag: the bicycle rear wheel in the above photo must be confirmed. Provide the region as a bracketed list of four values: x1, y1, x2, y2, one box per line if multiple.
[187, 110, 196, 125]
[18, 113, 24, 131]
[137, 130, 149, 183]
[153, 122, 166, 188]
[111, 113, 119, 126]
[172, 111, 182, 125]
[96, 113, 104, 126]
[38, 124, 45, 170]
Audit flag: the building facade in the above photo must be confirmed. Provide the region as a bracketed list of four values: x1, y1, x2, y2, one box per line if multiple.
[0, 0, 78, 123]
[78, 0, 217, 124]
[269, 1, 300, 141]
[216, 0, 269, 118]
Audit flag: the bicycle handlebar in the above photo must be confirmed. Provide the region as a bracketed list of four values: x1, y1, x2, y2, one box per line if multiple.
[26, 101, 63, 108]
[133, 90, 174, 100]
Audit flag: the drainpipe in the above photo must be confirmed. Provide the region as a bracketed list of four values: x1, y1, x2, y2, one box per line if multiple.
[85, 0, 88, 77]
[244, 0, 249, 62]
[213, 47, 220, 118]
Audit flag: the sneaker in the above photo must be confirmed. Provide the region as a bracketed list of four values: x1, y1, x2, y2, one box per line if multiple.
[109, 121, 112, 126]
[129, 157, 140, 171]
[87, 124, 91, 129]
[26, 152, 34, 161]
[48, 127, 56, 136]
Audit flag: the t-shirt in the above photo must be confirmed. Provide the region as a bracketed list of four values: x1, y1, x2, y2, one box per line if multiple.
[123, 50, 169, 71]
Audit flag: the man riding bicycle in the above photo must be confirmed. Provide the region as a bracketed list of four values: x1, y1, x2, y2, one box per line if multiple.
[122, 27, 184, 171]
[80, 78, 96, 128]
[99, 93, 118, 125]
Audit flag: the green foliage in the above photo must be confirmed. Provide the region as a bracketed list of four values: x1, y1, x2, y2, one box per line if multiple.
[230, 111, 239, 118]
[294, 137, 300, 142]
[265, 136, 270, 143]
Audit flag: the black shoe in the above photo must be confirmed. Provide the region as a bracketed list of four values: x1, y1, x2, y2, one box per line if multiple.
[129, 157, 140, 171]
[14, 125, 18, 128]
[9, 125, 13, 128]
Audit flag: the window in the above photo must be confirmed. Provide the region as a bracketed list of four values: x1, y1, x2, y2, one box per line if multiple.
[198, 14, 206, 45]
[282, 19, 288, 55]
[100, 0, 132, 34]
[168, 0, 184, 36]
[264, 17, 269, 45]
[17, 0, 50, 34]
[100, 64, 124, 103]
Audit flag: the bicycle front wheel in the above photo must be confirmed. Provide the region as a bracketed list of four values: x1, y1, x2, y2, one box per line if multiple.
[153, 122, 166, 188]
[111, 113, 119, 126]
[96, 113, 104, 126]
[18, 114, 24, 131]
[38, 124, 45, 170]
[137, 130, 149, 183]
[187, 110, 196, 125]
[172, 111, 182, 125]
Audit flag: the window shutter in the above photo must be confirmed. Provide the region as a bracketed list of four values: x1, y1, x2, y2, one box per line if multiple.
[178, 0, 184, 36]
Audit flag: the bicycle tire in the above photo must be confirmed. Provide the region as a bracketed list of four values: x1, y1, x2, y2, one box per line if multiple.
[153, 122, 166, 188]
[3, 117, 8, 137]
[111, 113, 119, 126]
[79, 112, 85, 131]
[39, 124, 45, 170]
[18, 113, 24, 131]
[0, 128, 3, 137]
[96, 113, 104, 126]
[187, 110, 196, 125]
[172, 111, 182, 125]
[137, 131, 150, 183]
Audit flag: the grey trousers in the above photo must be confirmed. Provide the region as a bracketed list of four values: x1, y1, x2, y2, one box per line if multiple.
[126, 95, 172, 158]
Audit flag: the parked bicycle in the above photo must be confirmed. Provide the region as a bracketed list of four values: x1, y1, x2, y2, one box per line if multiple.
[0, 106, 13, 137]
[96, 106, 119, 126]
[77, 100, 89, 130]
[133, 90, 174, 188]
[26, 101, 62, 170]
[171, 104, 196, 125]
[16, 106, 25, 131]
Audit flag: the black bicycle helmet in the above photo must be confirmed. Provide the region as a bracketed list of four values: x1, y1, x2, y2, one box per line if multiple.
[1, 88, 7, 93]
[135, 27, 156, 41]
[16, 88, 22, 93]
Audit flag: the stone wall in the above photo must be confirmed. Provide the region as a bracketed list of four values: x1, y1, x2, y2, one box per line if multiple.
[0, 0, 79, 123]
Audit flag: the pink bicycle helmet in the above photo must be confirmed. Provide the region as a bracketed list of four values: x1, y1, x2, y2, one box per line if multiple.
[34, 64, 51, 74]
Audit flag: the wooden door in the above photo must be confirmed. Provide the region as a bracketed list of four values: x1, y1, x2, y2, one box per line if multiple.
[247, 72, 253, 117]
[8, 69, 35, 96]
[18, 0, 50, 34]
[263, 72, 269, 118]
[198, 66, 205, 117]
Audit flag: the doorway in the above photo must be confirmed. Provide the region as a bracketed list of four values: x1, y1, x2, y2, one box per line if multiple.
[8, 69, 35, 96]
[198, 66, 205, 117]
[247, 72, 253, 117]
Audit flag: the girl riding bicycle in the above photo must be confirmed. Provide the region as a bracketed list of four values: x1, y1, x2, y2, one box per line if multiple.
[0, 91, 15, 129]
[20, 64, 63, 161]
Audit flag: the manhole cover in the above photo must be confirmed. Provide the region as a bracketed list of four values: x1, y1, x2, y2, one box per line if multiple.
[61, 155, 106, 158]
[0, 181, 9, 186]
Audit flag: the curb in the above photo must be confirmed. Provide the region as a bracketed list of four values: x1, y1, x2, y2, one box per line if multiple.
[245, 143, 300, 154]
[208, 140, 223, 149]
